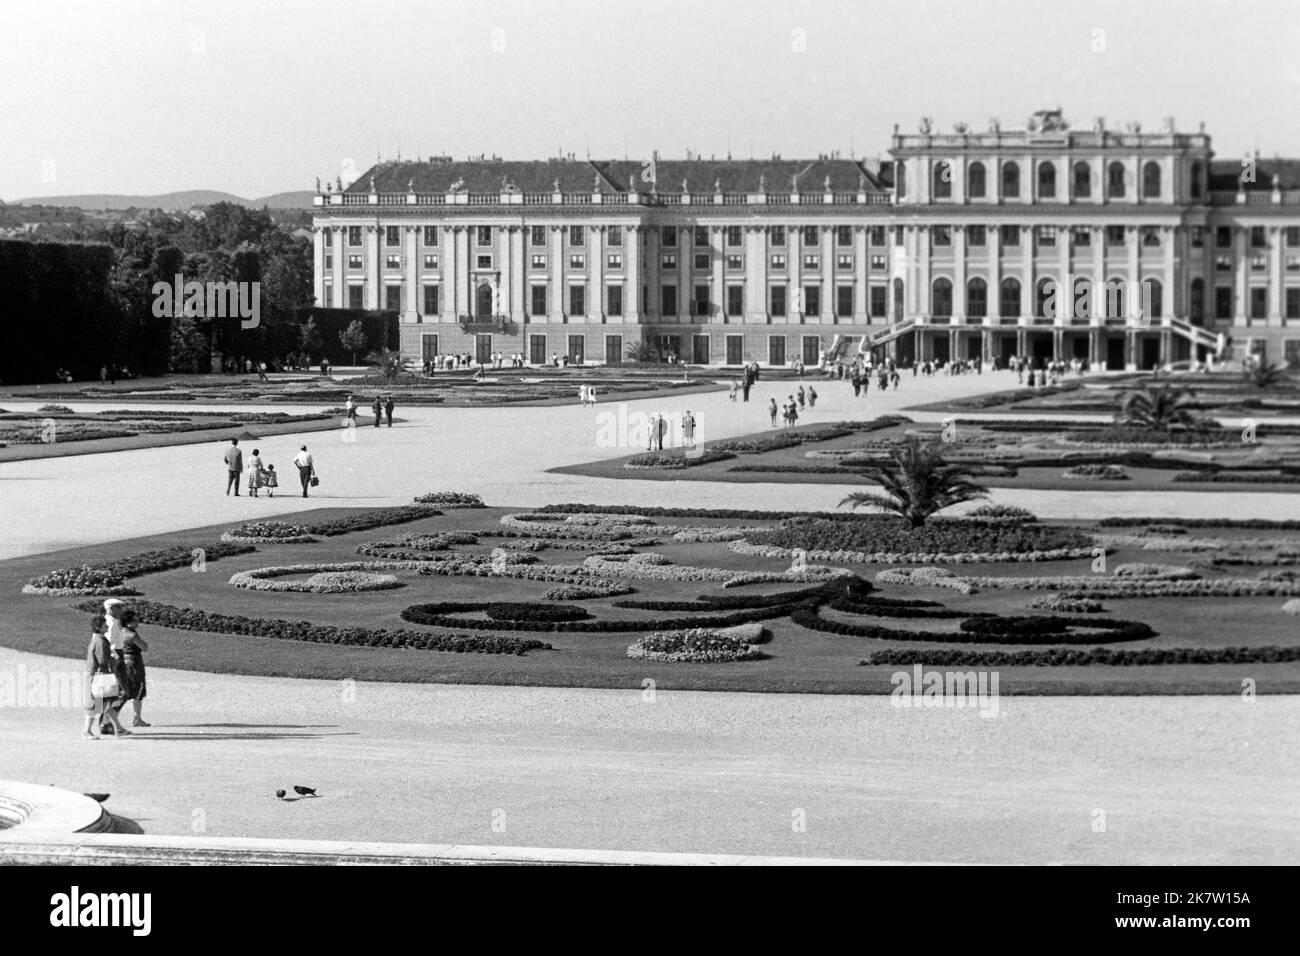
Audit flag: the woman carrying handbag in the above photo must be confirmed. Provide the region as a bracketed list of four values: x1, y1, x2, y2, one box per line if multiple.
[84, 612, 130, 739]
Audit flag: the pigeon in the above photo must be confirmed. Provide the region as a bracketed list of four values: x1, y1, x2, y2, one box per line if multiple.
[275, 789, 287, 800]
[84, 793, 110, 803]
[292, 785, 317, 797]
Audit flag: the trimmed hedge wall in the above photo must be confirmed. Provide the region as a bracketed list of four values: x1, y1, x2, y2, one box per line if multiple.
[862, 646, 1300, 666]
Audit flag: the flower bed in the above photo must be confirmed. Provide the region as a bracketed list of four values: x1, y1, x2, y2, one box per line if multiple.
[745, 517, 1093, 559]
[304, 506, 443, 537]
[1112, 563, 1199, 579]
[355, 531, 479, 559]
[400, 599, 792, 633]
[1027, 594, 1105, 613]
[1172, 471, 1300, 484]
[794, 604, 1154, 644]
[877, 568, 1300, 598]
[543, 582, 634, 600]
[1098, 516, 1300, 530]
[221, 521, 316, 544]
[499, 513, 655, 541]
[729, 538, 1093, 566]
[623, 450, 736, 469]
[627, 628, 765, 663]
[71, 599, 548, 655]
[229, 563, 411, 593]
[862, 645, 1300, 667]
[23, 542, 255, 595]
[483, 602, 591, 622]
[412, 492, 485, 508]
[1282, 599, 1300, 615]
[1063, 464, 1128, 480]
[964, 504, 1038, 525]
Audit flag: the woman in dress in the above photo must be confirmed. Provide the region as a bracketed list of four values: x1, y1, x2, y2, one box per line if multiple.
[118, 608, 150, 727]
[247, 448, 265, 497]
[84, 612, 129, 739]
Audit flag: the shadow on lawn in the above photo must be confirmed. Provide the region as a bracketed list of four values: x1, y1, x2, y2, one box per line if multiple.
[125, 730, 357, 742]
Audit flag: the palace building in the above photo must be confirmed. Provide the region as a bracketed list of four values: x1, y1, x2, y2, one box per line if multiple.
[311, 110, 1300, 370]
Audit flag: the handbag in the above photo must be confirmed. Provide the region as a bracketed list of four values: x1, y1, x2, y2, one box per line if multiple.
[91, 673, 119, 699]
[310, 475, 320, 487]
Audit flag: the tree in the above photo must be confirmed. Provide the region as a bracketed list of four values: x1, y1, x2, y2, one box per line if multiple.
[300, 318, 323, 359]
[1116, 384, 1207, 431]
[340, 319, 368, 365]
[839, 435, 988, 528]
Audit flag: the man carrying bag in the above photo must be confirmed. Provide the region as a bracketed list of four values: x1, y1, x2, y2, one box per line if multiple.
[293, 445, 316, 498]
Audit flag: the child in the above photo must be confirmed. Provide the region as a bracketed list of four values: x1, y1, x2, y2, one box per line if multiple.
[263, 464, 278, 496]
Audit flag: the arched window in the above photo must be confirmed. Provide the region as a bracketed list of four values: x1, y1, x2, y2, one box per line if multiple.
[1002, 161, 1020, 198]
[893, 277, 905, 318]
[999, 278, 1021, 318]
[966, 278, 987, 318]
[1190, 161, 1204, 200]
[932, 278, 953, 317]
[476, 282, 493, 318]
[1037, 162, 1056, 199]
[1107, 161, 1125, 198]
[1190, 278, 1205, 323]
[1035, 278, 1055, 318]
[1145, 279, 1163, 319]
[1104, 278, 1125, 318]
[896, 161, 907, 199]
[1143, 161, 1162, 199]
[1073, 161, 1091, 198]
[968, 161, 986, 199]
[933, 160, 952, 199]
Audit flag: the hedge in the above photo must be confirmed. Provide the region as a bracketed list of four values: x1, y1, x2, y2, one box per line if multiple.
[862, 646, 1300, 667]
[1097, 517, 1300, 530]
[791, 604, 1154, 644]
[304, 506, 443, 537]
[399, 600, 795, 633]
[70, 599, 549, 655]
[25, 541, 256, 594]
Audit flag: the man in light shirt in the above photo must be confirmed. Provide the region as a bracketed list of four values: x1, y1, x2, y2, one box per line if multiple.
[293, 445, 314, 498]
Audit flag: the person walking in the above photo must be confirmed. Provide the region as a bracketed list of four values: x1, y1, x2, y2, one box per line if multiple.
[384, 397, 395, 427]
[646, 414, 657, 451]
[768, 397, 778, 427]
[654, 413, 667, 450]
[851, 370, 862, 397]
[797, 386, 806, 410]
[99, 599, 131, 735]
[344, 395, 357, 424]
[118, 608, 150, 728]
[247, 448, 265, 497]
[808, 386, 818, 409]
[223, 438, 243, 496]
[372, 397, 383, 427]
[83, 612, 129, 740]
[682, 410, 696, 448]
[294, 445, 315, 498]
[729, 380, 738, 402]
[741, 375, 751, 402]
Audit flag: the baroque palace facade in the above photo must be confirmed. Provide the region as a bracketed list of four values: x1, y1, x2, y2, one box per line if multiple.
[311, 110, 1300, 370]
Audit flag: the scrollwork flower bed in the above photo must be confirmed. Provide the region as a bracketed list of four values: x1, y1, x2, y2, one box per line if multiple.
[1098, 517, 1300, 531]
[862, 645, 1300, 667]
[1027, 594, 1105, 613]
[743, 517, 1093, 561]
[23, 542, 254, 595]
[70, 599, 549, 655]
[1112, 563, 1199, 580]
[221, 521, 316, 544]
[499, 513, 656, 541]
[729, 538, 1093, 566]
[876, 568, 1300, 598]
[793, 601, 1154, 644]
[627, 628, 765, 663]
[355, 532, 479, 559]
[1063, 464, 1129, 480]
[580, 554, 849, 586]
[304, 506, 444, 537]
[483, 602, 591, 622]
[400, 600, 791, 633]
[543, 582, 634, 600]
[623, 450, 736, 469]
[230, 564, 411, 593]
[412, 492, 485, 508]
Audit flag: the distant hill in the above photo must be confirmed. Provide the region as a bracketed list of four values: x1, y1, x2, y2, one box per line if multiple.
[12, 188, 314, 211]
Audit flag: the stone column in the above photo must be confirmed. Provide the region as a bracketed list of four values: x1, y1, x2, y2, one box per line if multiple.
[366, 224, 380, 309]
[312, 226, 326, 307]
[549, 225, 564, 322]
[331, 227, 345, 308]
[589, 224, 604, 320]
[711, 225, 725, 322]
[953, 225, 967, 323]
[1234, 227, 1248, 322]
[853, 225, 868, 322]
[626, 225, 641, 322]
[440, 227, 456, 323]
[404, 225, 419, 321]
[820, 225, 834, 324]
[1269, 226, 1283, 321]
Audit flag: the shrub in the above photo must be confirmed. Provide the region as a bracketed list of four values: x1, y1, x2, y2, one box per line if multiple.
[1098, 517, 1300, 530]
[862, 646, 1300, 667]
[794, 604, 1154, 644]
[964, 504, 1038, 524]
[36, 404, 74, 414]
[1063, 463, 1128, 479]
[401, 600, 792, 633]
[627, 628, 764, 663]
[71, 599, 548, 655]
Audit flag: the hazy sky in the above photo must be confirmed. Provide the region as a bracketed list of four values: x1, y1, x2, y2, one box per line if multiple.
[3, 0, 1298, 200]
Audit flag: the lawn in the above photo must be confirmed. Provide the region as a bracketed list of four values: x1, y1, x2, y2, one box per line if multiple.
[5, 502, 1298, 695]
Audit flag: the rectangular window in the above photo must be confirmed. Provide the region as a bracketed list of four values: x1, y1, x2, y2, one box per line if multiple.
[476, 254, 492, 269]
[348, 226, 362, 246]
[531, 254, 546, 269]
[727, 285, 743, 316]
[1072, 228, 1091, 247]
[531, 285, 547, 316]
[694, 253, 710, 270]
[768, 336, 786, 366]
[386, 226, 400, 246]
[1036, 226, 1056, 248]
[1216, 227, 1232, 248]
[1287, 256, 1300, 271]
[836, 225, 852, 247]
[803, 254, 819, 269]
[607, 253, 623, 269]
[530, 334, 547, 365]
[1106, 226, 1125, 247]
[530, 225, 546, 246]
[1286, 288, 1300, 319]
[771, 253, 787, 269]
[695, 226, 709, 247]
[802, 226, 819, 246]
[968, 225, 985, 247]
[348, 285, 364, 308]
[1251, 226, 1267, 248]
[1252, 255, 1267, 271]
[569, 284, 586, 316]
[385, 285, 401, 311]
[770, 285, 787, 317]
[424, 254, 439, 269]
[348, 255, 362, 269]
[607, 284, 623, 316]
[894, 226, 904, 246]
[869, 226, 885, 246]
[1000, 225, 1019, 247]
[662, 253, 677, 269]
[727, 225, 742, 247]
[1216, 256, 1232, 272]
[693, 284, 710, 317]
[870, 285, 887, 317]
[661, 284, 678, 316]
[324, 255, 333, 270]
[1215, 286, 1233, 319]
[871, 254, 886, 269]
[1190, 227, 1204, 249]
[661, 226, 677, 247]
[1286, 227, 1300, 247]
[569, 254, 585, 269]
[1250, 287, 1268, 318]
[802, 335, 822, 365]
[423, 285, 439, 315]
[607, 225, 622, 247]
[932, 226, 951, 248]
[424, 226, 439, 246]
[477, 226, 492, 246]
[770, 225, 786, 247]
[569, 225, 585, 246]
[837, 254, 852, 270]
[385, 255, 401, 270]
[836, 285, 853, 317]
[727, 254, 743, 270]
[803, 284, 821, 315]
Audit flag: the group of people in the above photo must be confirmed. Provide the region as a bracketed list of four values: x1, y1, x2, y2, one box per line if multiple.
[343, 394, 396, 428]
[83, 598, 149, 739]
[224, 438, 316, 498]
[1007, 355, 1085, 386]
[644, 410, 696, 450]
[769, 385, 817, 427]
[578, 384, 599, 406]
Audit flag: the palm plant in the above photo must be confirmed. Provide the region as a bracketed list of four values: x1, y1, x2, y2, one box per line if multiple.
[366, 347, 403, 381]
[1244, 359, 1290, 389]
[839, 435, 988, 528]
[1116, 384, 1207, 431]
